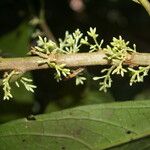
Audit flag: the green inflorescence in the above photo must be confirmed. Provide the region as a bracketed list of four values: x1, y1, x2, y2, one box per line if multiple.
[93, 35, 137, 92]
[34, 28, 150, 92]
[92, 34, 149, 92]
[58, 29, 83, 54]
[76, 76, 86, 85]
[34, 36, 71, 82]
[2, 71, 18, 100]
[17, 77, 37, 92]
[2, 71, 36, 100]
[2, 27, 150, 100]
[93, 66, 115, 92]
[48, 63, 70, 82]
[128, 66, 150, 86]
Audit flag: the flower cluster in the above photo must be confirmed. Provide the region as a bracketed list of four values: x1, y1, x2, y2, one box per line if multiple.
[2, 71, 36, 100]
[2, 27, 149, 100]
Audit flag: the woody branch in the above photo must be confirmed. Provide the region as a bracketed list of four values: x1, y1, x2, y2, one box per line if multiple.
[0, 51, 150, 73]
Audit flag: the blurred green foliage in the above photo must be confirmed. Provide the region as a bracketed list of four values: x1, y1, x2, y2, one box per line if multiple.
[0, 22, 33, 56]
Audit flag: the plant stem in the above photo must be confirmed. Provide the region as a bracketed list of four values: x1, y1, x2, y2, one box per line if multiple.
[0, 52, 150, 73]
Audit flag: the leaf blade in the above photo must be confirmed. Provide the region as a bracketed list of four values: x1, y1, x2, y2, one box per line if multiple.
[0, 101, 150, 150]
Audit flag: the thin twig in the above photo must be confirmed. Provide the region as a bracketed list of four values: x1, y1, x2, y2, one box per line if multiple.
[38, 0, 57, 43]
[136, 0, 150, 15]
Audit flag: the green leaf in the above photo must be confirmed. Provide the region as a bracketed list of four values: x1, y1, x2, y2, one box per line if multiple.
[0, 101, 150, 149]
[109, 136, 150, 150]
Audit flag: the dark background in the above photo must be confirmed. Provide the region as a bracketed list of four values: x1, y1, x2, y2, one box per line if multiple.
[0, 0, 150, 123]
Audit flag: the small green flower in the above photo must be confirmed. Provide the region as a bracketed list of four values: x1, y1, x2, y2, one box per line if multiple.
[35, 36, 58, 54]
[80, 36, 89, 45]
[48, 62, 70, 82]
[76, 76, 86, 85]
[112, 62, 127, 77]
[87, 27, 98, 38]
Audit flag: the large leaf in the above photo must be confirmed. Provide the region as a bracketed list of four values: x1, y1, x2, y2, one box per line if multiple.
[0, 101, 150, 150]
